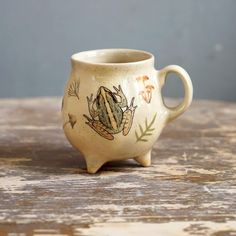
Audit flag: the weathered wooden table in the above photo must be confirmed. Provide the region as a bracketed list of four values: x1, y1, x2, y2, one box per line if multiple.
[0, 98, 235, 236]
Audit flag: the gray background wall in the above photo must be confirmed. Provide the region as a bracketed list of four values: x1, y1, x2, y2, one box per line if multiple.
[0, 0, 236, 101]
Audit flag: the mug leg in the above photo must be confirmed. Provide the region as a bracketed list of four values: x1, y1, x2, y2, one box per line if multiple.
[85, 156, 105, 174]
[135, 150, 152, 167]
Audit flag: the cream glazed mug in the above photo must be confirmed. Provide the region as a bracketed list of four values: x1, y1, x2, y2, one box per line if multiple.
[62, 49, 193, 173]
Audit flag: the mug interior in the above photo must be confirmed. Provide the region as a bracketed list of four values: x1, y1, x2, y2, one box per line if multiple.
[72, 49, 153, 65]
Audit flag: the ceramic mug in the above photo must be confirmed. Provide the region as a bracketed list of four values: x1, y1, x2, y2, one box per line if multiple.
[62, 49, 193, 173]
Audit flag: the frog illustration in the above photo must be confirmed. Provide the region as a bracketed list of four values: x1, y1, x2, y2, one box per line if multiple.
[83, 85, 137, 140]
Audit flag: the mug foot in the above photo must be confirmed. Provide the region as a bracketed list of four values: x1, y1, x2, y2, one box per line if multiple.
[85, 156, 105, 174]
[135, 150, 151, 167]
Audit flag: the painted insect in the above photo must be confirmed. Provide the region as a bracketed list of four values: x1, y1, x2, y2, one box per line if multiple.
[63, 113, 77, 129]
[83, 85, 137, 140]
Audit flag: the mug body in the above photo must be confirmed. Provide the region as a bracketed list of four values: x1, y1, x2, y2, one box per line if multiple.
[62, 49, 168, 172]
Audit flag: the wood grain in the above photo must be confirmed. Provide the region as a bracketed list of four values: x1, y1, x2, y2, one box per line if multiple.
[0, 98, 235, 235]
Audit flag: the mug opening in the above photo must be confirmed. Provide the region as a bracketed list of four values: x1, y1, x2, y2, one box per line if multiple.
[71, 49, 154, 65]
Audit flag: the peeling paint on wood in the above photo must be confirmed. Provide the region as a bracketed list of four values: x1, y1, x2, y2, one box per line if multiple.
[79, 221, 236, 236]
[0, 98, 235, 235]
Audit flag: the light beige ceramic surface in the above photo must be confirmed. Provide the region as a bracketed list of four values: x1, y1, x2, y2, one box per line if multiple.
[62, 49, 193, 173]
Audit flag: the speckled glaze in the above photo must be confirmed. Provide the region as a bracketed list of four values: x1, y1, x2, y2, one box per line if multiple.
[62, 49, 193, 173]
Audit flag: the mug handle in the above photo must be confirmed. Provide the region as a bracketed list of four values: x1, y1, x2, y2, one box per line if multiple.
[158, 65, 193, 123]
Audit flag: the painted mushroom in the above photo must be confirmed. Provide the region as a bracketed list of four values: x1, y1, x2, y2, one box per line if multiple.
[136, 76, 149, 86]
[144, 84, 155, 103]
[136, 76, 155, 103]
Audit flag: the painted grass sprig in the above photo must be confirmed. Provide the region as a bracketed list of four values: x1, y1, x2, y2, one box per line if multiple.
[68, 80, 80, 100]
[135, 113, 157, 142]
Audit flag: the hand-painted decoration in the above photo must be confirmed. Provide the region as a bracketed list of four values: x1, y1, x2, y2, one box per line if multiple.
[68, 80, 80, 100]
[136, 76, 155, 103]
[84, 85, 137, 140]
[135, 113, 157, 142]
[63, 113, 77, 129]
[61, 97, 64, 111]
[63, 79, 80, 129]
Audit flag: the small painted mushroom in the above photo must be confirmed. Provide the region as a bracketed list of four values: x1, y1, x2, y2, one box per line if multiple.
[145, 84, 155, 91]
[136, 76, 155, 103]
[144, 85, 155, 103]
[136, 76, 150, 86]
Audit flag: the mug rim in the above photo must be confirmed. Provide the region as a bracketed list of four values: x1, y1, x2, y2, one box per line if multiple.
[71, 48, 154, 66]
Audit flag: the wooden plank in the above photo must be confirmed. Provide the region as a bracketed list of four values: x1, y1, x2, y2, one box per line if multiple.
[0, 98, 236, 235]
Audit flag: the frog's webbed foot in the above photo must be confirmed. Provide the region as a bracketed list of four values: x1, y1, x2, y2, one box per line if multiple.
[122, 97, 137, 136]
[113, 85, 128, 108]
[83, 115, 114, 140]
[87, 94, 99, 118]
